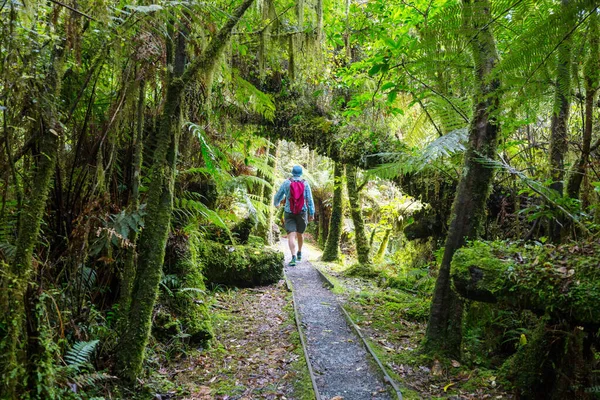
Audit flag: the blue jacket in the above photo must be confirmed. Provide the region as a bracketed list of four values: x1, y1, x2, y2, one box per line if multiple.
[274, 177, 315, 215]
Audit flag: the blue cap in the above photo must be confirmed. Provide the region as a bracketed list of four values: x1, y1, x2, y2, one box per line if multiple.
[292, 165, 303, 177]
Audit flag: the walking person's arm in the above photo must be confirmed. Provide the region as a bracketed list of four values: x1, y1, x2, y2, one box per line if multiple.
[274, 182, 286, 207]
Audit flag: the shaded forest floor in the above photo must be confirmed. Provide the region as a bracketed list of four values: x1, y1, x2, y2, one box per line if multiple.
[162, 282, 313, 399]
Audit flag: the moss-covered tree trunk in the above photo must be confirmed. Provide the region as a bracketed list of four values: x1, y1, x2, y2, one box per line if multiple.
[120, 80, 145, 316]
[346, 164, 370, 265]
[1, 48, 63, 398]
[258, 139, 279, 244]
[317, 199, 329, 248]
[567, 12, 597, 200]
[322, 162, 344, 261]
[117, 27, 186, 383]
[548, 0, 573, 242]
[116, 0, 254, 382]
[424, 0, 500, 358]
[374, 228, 391, 264]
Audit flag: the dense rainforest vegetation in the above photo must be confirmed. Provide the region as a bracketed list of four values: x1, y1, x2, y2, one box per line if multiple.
[1, 0, 600, 398]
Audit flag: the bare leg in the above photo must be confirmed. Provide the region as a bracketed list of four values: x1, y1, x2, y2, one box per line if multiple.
[297, 233, 304, 253]
[288, 232, 297, 256]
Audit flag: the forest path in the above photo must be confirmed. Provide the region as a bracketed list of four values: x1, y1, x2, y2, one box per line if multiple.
[281, 238, 393, 400]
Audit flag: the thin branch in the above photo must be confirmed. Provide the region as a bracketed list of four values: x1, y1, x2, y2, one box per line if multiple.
[48, 0, 96, 21]
[417, 97, 443, 137]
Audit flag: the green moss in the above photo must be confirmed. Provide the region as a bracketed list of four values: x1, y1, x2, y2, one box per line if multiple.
[344, 262, 379, 279]
[322, 162, 344, 262]
[200, 240, 283, 287]
[451, 240, 600, 325]
[162, 229, 214, 345]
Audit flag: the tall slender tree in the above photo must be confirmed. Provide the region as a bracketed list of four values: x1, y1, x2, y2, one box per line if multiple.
[1, 43, 65, 399]
[346, 164, 370, 265]
[548, 0, 573, 241]
[567, 12, 598, 200]
[424, 0, 501, 358]
[322, 162, 344, 261]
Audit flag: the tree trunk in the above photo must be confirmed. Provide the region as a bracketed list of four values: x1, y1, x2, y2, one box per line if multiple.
[120, 80, 145, 316]
[346, 164, 370, 265]
[566, 12, 598, 200]
[258, 139, 279, 244]
[374, 228, 391, 264]
[548, 0, 572, 242]
[116, 27, 186, 383]
[1, 48, 63, 398]
[424, 0, 500, 358]
[316, 0, 323, 40]
[296, 0, 304, 28]
[322, 162, 344, 261]
[116, 0, 254, 382]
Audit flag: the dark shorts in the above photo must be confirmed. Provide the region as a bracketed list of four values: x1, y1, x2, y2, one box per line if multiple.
[284, 211, 308, 234]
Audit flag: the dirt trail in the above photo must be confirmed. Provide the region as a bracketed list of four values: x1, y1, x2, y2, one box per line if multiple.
[281, 239, 393, 400]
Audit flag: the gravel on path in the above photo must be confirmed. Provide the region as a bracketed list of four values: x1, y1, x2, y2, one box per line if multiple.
[282, 239, 393, 400]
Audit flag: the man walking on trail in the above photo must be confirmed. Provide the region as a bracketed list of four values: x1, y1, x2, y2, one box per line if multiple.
[274, 165, 315, 266]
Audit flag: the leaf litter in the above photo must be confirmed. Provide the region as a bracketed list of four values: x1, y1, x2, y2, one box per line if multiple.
[171, 281, 308, 399]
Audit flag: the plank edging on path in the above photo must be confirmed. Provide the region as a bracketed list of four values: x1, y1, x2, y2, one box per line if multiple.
[312, 266, 404, 400]
[284, 272, 323, 400]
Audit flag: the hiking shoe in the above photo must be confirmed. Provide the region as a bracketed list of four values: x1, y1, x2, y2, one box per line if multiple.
[297, 251, 302, 261]
[288, 256, 297, 267]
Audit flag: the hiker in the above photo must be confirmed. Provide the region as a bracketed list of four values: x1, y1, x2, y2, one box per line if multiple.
[274, 165, 315, 266]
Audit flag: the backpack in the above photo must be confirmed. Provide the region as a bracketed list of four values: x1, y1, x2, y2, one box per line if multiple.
[288, 178, 306, 214]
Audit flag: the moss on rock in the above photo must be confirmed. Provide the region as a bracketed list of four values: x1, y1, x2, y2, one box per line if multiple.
[200, 241, 283, 287]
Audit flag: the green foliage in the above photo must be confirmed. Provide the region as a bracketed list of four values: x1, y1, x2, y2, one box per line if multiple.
[452, 240, 600, 325]
[368, 127, 467, 181]
[65, 340, 99, 369]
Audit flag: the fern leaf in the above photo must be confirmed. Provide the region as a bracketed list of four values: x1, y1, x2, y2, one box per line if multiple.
[65, 340, 99, 367]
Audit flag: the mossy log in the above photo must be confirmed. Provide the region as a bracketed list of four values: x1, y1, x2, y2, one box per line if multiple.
[453, 240, 600, 398]
[200, 241, 283, 287]
[451, 240, 600, 327]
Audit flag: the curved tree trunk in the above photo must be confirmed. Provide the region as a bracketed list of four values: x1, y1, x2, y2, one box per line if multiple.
[548, 0, 573, 242]
[346, 164, 370, 265]
[116, 0, 254, 382]
[567, 12, 598, 200]
[424, 0, 500, 358]
[374, 228, 391, 264]
[322, 162, 344, 261]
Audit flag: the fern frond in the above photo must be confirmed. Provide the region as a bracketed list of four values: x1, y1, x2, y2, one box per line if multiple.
[368, 127, 468, 180]
[231, 69, 276, 121]
[0, 242, 16, 259]
[70, 372, 115, 389]
[234, 174, 272, 191]
[65, 340, 99, 367]
[173, 196, 231, 233]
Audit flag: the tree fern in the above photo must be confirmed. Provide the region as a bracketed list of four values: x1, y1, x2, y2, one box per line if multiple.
[369, 127, 468, 180]
[173, 193, 231, 237]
